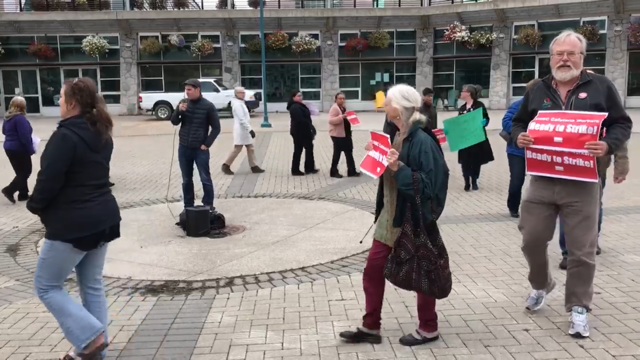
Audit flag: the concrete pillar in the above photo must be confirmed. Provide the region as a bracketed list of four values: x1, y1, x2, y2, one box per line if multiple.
[119, 33, 139, 115]
[488, 24, 511, 110]
[605, 17, 629, 101]
[415, 28, 434, 92]
[321, 29, 339, 112]
[222, 31, 241, 89]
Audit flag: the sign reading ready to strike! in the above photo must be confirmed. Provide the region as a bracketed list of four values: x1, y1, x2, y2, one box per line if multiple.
[525, 148, 599, 182]
[526, 110, 608, 150]
[360, 131, 391, 179]
[432, 129, 447, 144]
[525, 110, 607, 182]
[345, 111, 361, 126]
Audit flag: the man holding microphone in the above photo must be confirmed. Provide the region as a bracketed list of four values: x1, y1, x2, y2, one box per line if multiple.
[171, 79, 221, 210]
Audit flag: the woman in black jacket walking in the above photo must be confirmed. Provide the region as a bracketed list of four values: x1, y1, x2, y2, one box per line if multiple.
[28, 78, 120, 360]
[457, 84, 494, 191]
[287, 91, 317, 176]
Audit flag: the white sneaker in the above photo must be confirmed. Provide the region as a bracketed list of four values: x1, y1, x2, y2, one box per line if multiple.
[568, 306, 590, 338]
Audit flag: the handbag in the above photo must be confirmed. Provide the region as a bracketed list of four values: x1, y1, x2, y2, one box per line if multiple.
[499, 130, 511, 143]
[383, 172, 453, 299]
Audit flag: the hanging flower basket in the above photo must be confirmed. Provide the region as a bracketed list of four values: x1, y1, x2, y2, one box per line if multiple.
[628, 23, 640, 45]
[516, 26, 543, 48]
[443, 22, 470, 43]
[290, 34, 319, 55]
[244, 37, 262, 53]
[367, 30, 391, 49]
[81, 35, 110, 58]
[140, 37, 163, 55]
[266, 31, 289, 50]
[167, 34, 186, 49]
[344, 37, 368, 55]
[575, 25, 600, 43]
[247, 0, 261, 8]
[464, 31, 497, 49]
[191, 38, 215, 57]
[26, 42, 56, 60]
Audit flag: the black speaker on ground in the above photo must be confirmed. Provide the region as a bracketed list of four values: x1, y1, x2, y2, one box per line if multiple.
[185, 206, 211, 237]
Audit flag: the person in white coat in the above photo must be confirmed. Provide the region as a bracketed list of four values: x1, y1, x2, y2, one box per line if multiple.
[221, 87, 265, 175]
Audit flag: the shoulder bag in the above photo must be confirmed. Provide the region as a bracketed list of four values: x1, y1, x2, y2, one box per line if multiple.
[383, 171, 453, 299]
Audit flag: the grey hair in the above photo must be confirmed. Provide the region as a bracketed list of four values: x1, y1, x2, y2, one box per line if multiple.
[549, 30, 587, 55]
[234, 86, 245, 96]
[385, 84, 425, 128]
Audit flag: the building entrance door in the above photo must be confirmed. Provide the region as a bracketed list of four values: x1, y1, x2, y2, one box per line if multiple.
[1, 69, 41, 114]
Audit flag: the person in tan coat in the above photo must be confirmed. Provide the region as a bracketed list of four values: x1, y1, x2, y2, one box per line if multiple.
[328, 92, 359, 178]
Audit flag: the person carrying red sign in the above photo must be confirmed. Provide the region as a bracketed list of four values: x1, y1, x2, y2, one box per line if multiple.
[510, 30, 633, 339]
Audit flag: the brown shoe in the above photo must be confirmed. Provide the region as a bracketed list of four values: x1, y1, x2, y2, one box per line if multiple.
[251, 166, 265, 174]
[221, 164, 234, 175]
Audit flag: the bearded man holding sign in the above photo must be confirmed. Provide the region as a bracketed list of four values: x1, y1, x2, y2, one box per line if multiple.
[510, 30, 632, 338]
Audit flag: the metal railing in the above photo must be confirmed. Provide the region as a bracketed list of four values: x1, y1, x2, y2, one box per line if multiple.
[0, 0, 487, 11]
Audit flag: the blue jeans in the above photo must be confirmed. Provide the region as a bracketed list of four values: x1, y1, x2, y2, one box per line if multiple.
[34, 240, 109, 355]
[559, 178, 606, 256]
[178, 144, 214, 208]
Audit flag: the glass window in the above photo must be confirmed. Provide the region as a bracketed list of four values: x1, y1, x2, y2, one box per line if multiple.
[242, 78, 263, 90]
[163, 64, 200, 93]
[339, 32, 359, 44]
[240, 63, 262, 89]
[201, 82, 217, 93]
[396, 30, 416, 44]
[0, 36, 37, 63]
[339, 76, 360, 88]
[628, 52, 640, 97]
[511, 55, 536, 97]
[537, 20, 581, 33]
[201, 64, 222, 78]
[100, 65, 120, 79]
[339, 63, 360, 75]
[140, 65, 163, 92]
[103, 94, 121, 104]
[265, 64, 299, 102]
[300, 77, 321, 89]
[432, 58, 491, 106]
[141, 79, 164, 92]
[341, 90, 359, 100]
[59, 35, 95, 63]
[302, 91, 321, 101]
[433, 26, 491, 56]
[584, 52, 606, 68]
[300, 63, 321, 76]
[361, 62, 394, 101]
[139, 35, 162, 61]
[39, 67, 62, 107]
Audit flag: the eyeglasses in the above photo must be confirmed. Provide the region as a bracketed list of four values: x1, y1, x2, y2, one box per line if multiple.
[551, 52, 584, 59]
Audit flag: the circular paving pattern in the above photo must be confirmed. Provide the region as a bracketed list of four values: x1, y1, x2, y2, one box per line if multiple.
[102, 198, 374, 281]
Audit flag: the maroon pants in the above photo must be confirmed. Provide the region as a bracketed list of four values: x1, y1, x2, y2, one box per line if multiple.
[362, 240, 438, 333]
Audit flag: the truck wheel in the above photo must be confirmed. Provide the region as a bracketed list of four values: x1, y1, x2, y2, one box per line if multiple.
[154, 104, 173, 120]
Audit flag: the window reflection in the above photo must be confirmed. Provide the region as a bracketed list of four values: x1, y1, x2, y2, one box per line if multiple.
[628, 52, 640, 97]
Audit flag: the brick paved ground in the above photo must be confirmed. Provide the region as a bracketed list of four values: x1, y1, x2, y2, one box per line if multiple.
[1, 112, 640, 359]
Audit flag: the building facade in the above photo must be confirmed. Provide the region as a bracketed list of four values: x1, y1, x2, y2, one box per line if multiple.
[0, 0, 638, 116]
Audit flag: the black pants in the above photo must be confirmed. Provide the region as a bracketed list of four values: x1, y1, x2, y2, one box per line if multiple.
[291, 136, 315, 172]
[461, 164, 481, 184]
[507, 154, 526, 213]
[330, 136, 356, 175]
[4, 149, 32, 196]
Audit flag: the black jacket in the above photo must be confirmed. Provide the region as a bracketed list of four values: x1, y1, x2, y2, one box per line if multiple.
[512, 71, 632, 155]
[26, 115, 120, 242]
[287, 101, 315, 141]
[375, 121, 449, 227]
[171, 97, 221, 149]
[419, 102, 438, 130]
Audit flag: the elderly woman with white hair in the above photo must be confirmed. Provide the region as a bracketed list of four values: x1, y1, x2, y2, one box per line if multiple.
[221, 86, 264, 175]
[339, 84, 451, 347]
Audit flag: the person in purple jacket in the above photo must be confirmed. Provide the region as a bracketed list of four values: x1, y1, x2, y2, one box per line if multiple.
[2, 96, 35, 204]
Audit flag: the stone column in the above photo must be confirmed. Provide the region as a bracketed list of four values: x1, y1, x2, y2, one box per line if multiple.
[488, 24, 511, 110]
[119, 33, 139, 115]
[415, 28, 433, 92]
[222, 31, 241, 89]
[321, 29, 339, 112]
[605, 17, 629, 101]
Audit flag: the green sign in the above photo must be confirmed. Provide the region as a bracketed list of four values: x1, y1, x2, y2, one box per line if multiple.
[442, 108, 486, 152]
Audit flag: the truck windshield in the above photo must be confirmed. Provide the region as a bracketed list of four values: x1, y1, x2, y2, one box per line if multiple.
[213, 79, 228, 90]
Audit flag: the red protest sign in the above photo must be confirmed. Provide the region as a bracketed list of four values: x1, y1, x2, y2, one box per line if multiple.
[527, 110, 607, 150]
[433, 129, 447, 144]
[345, 111, 361, 126]
[525, 148, 598, 182]
[359, 131, 391, 179]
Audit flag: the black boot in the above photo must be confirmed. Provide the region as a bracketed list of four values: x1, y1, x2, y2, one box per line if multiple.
[330, 170, 343, 179]
[251, 166, 265, 174]
[1, 187, 15, 204]
[17, 193, 29, 202]
[471, 178, 479, 191]
[463, 177, 471, 192]
[291, 170, 305, 176]
[221, 164, 234, 175]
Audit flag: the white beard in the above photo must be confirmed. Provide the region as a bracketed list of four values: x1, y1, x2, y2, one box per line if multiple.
[552, 66, 581, 82]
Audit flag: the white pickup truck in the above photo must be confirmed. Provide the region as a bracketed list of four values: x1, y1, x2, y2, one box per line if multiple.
[138, 79, 262, 120]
